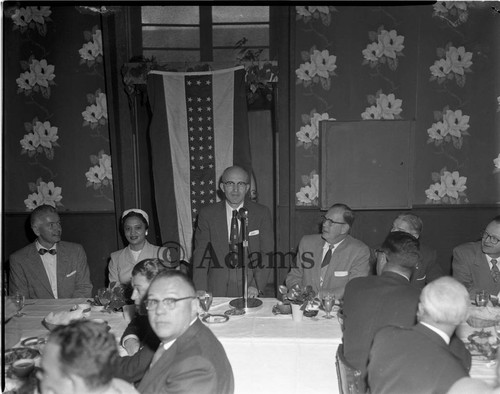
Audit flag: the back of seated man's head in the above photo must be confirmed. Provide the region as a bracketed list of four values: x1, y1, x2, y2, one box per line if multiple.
[39, 320, 117, 394]
[377, 231, 420, 275]
[417, 277, 469, 327]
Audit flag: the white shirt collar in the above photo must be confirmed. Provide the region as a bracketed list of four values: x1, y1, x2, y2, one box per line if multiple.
[160, 317, 198, 350]
[36, 240, 57, 251]
[323, 238, 344, 251]
[420, 321, 450, 345]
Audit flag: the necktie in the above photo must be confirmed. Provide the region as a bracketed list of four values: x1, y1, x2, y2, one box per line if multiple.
[229, 210, 239, 268]
[39, 248, 56, 255]
[150, 343, 166, 368]
[492, 259, 500, 282]
[321, 246, 333, 268]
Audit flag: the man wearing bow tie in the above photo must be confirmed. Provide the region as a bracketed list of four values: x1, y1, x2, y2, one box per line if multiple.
[9, 204, 92, 299]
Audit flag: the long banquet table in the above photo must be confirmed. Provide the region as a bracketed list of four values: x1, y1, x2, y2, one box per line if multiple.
[3, 298, 498, 394]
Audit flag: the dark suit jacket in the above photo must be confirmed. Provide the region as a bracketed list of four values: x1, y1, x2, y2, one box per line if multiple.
[9, 241, 92, 299]
[285, 234, 370, 299]
[193, 200, 274, 297]
[411, 243, 443, 288]
[367, 323, 471, 394]
[136, 319, 234, 394]
[342, 271, 420, 380]
[121, 314, 157, 349]
[452, 241, 500, 297]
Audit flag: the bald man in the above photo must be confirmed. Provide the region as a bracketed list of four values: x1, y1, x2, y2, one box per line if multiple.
[192, 166, 274, 297]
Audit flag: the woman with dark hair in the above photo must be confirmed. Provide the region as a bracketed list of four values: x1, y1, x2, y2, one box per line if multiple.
[108, 209, 165, 285]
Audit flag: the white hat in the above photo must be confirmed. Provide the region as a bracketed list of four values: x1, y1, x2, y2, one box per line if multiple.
[122, 209, 149, 225]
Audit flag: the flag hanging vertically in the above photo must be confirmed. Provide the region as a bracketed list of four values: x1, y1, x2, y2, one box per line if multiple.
[147, 66, 251, 262]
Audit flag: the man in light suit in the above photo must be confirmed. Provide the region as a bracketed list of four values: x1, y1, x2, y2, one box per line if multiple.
[193, 165, 274, 297]
[367, 277, 471, 394]
[285, 203, 370, 299]
[453, 215, 500, 298]
[9, 204, 92, 299]
[135, 271, 234, 394]
[342, 231, 421, 385]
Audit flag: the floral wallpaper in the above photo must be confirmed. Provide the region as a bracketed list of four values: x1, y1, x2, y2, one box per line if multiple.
[4, 5, 114, 211]
[294, 3, 500, 207]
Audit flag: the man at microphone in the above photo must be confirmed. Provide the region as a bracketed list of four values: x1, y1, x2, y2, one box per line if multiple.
[193, 165, 274, 297]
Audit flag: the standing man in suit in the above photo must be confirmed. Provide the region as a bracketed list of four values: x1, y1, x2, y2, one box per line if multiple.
[285, 203, 370, 299]
[9, 204, 92, 299]
[192, 165, 274, 297]
[342, 231, 421, 384]
[453, 216, 500, 298]
[390, 212, 443, 287]
[367, 277, 471, 394]
[136, 270, 234, 394]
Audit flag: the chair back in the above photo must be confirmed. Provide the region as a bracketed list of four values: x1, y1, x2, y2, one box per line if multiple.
[335, 344, 366, 394]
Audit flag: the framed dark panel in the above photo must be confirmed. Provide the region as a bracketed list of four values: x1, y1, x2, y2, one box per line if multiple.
[319, 120, 414, 210]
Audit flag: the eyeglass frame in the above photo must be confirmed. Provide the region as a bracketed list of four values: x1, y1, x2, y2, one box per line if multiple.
[144, 296, 196, 311]
[482, 231, 500, 245]
[223, 181, 248, 189]
[321, 216, 346, 226]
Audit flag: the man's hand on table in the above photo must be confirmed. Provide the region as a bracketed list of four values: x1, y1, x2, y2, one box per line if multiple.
[248, 286, 259, 298]
[123, 337, 140, 356]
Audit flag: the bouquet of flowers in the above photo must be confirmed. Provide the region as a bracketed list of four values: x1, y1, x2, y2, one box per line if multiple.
[278, 284, 318, 311]
[90, 282, 128, 313]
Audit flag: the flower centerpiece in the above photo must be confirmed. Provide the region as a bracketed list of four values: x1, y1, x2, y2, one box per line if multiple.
[466, 330, 499, 361]
[90, 282, 128, 313]
[278, 284, 318, 311]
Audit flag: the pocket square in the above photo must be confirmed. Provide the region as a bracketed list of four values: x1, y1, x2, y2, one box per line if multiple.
[334, 271, 348, 277]
[66, 270, 76, 278]
[249, 230, 259, 236]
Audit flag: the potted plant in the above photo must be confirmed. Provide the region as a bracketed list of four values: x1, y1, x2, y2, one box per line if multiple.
[90, 282, 128, 313]
[279, 284, 319, 321]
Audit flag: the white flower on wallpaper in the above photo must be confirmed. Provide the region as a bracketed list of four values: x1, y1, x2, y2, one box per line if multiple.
[24, 178, 63, 210]
[361, 90, 403, 120]
[85, 151, 113, 190]
[79, 26, 103, 67]
[296, 172, 319, 206]
[20, 118, 60, 159]
[427, 106, 470, 149]
[425, 168, 468, 204]
[494, 154, 500, 174]
[429, 43, 473, 87]
[10, 6, 52, 36]
[295, 6, 337, 26]
[16, 57, 56, 98]
[297, 110, 336, 149]
[362, 26, 405, 71]
[82, 89, 108, 129]
[296, 47, 337, 90]
[432, 2, 474, 27]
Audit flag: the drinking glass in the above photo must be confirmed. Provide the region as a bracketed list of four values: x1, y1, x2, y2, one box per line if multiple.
[10, 293, 25, 317]
[475, 290, 488, 307]
[319, 290, 335, 319]
[197, 291, 213, 317]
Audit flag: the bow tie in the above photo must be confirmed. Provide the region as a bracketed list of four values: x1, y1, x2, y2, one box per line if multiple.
[39, 248, 56, 255]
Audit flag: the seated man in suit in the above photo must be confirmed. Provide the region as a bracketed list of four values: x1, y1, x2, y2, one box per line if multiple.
[38, 320, 138, 394]
[343, 231, 421, 384]
[122, 270, 234, 393]
[453, 215, 500, 298]
[9, 204, 92, 299]
[286, 203, 370, 299]
[390, 212, 443, 287]
[193, 165, 274, 297]
[367, 276, 471, 394]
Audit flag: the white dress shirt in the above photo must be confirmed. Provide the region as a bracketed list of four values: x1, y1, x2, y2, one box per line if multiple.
[36, 240, 58, 298]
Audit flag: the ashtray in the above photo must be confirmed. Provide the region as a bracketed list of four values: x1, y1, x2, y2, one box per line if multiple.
[202, 314, 229, 324]
[5, 348, 40, 366]
[21, 337, 46, 347]
[272, 303, 291, 315]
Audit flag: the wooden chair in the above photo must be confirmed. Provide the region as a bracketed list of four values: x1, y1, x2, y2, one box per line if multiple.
[335, 344, 366, 394]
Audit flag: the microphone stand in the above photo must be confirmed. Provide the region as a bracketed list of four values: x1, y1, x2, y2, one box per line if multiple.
[229, 207, 263, 311]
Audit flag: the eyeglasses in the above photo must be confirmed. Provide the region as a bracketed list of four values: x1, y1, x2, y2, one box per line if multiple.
[144, 296, 195, 311]
[223, 181, 248, 189]
[321, 216, 346, 226]
[482, 231, 500, 245]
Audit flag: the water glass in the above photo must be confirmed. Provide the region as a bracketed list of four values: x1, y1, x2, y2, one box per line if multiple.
[476, 290, 488, 307]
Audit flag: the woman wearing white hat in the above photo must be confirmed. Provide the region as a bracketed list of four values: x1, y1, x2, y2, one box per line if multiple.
[108, 209, 163, 285]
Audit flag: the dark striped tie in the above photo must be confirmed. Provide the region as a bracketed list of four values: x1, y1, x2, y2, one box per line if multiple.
[492, 259, 500, 282]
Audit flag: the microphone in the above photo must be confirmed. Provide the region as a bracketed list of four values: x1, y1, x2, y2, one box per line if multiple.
[238, 207, 248, 219]
[239, 207, 248, 244]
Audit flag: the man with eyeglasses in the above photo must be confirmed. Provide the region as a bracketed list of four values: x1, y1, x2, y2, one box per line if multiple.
[193, 165, 274, 297]
[285, 203, 370, 299]
[123, 270, 234, 394]
[452, 215, 500, 298]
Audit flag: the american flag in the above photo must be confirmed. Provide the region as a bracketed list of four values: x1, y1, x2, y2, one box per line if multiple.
[147, 66, 251, 261]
